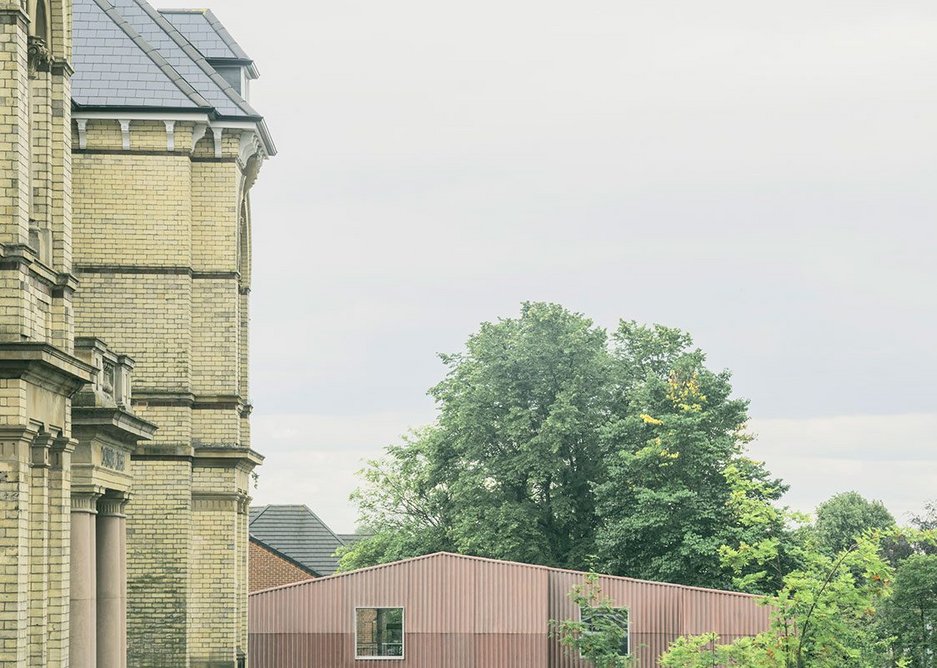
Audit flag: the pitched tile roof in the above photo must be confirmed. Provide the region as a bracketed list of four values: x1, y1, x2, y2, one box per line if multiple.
[158, 9, 251, 61]
[249, 505, 349, 577]
[73, 0, 206, 109]
[72, 0, 258, 118]
[108, 0, 257, 117]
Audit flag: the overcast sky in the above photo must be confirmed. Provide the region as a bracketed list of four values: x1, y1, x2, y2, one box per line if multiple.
[172, 0, 937, 531]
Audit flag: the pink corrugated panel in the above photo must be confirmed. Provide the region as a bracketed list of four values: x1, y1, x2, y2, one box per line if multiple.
[248, 552, 770, 668]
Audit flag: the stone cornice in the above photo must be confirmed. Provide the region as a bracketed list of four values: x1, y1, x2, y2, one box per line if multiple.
[71, 406, 157, 444]
[193, 447, 264, 470]
[0, 343, 94, 395]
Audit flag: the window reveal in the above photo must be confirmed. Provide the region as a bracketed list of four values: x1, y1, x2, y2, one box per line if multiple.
[355, 607, 404, 659]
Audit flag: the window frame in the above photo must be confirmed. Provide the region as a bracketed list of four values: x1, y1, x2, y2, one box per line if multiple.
[576, 604, 631, 659]
[353, 606, 405, 661]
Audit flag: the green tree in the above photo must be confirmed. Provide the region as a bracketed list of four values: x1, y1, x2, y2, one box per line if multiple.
[881, 553, 937, 667]
[426, 302, 612, 567]
[594, 322, 786, 589]
[661, 530, 897, 668]
[341, 303, 784, 588]
[911, 501, 937, 532]
[550, 572, 634, 668]
[814, 492, 895, 556]
[337, 428, 453, 571]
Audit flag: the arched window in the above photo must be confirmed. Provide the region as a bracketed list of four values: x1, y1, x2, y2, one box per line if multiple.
[28, 0, 51, 46]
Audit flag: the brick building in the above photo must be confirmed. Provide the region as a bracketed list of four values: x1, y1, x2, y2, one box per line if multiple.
[249, 537, 318, 593]
[249, 504, 356, 577]
[0, 0, 273, 665]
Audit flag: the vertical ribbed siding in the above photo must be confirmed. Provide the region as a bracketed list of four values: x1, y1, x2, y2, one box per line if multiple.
[549, 572, 771, 668]
[249, 553, 769, 668]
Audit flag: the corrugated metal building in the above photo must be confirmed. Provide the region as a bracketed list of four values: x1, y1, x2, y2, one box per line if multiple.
[249, 552, 770, 667]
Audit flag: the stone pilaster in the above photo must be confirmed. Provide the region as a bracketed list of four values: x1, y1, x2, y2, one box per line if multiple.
[48, 436, 76, 667]
[28, 431, 54, 667]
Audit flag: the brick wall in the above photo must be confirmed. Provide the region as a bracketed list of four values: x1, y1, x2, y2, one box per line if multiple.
[249, 540, 316, 593]
[72, 117, 261, 666]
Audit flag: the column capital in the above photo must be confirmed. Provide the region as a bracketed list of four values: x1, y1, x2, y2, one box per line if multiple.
[30, 430, 56, 468]
[72, 491, 102, 514]
[51, 435, 77, 470]
[97, 493, 129, 517]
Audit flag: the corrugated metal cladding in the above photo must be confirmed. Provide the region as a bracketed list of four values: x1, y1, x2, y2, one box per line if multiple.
[249, 552, 770, 668]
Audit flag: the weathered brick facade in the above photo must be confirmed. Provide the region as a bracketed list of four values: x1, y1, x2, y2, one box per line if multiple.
[0, 0, 273, 664]
[70, 81, 269, 668]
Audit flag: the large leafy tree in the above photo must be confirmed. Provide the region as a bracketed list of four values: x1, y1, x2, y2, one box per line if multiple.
[881, 553, 937, 667]
[340, 303, 784, 588]
[661, 530, 897, 668]
[594, 323, 786, 589]
[814, 491, 896, 556]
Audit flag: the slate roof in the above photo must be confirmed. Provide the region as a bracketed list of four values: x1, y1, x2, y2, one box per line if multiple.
[159, 9, 251, 62]
[249, 505, 349, 577]
[73, 0, 205, 109]
[108, 0, 257, 116]
[72, 0, 259, 119]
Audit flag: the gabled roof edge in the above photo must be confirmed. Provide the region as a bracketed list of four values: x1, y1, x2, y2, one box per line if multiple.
[201, 9, 251, 61]
[128, 0, 261, 119]
[251, 535, 322, 578]
[249, 552, 766, 599]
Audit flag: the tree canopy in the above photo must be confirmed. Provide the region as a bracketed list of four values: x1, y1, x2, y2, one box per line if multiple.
[339, 302, 785, 589]
[814, 491, 896, 556]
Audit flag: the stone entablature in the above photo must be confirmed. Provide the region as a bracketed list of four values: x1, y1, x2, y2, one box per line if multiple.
[71, 338, 156, 498]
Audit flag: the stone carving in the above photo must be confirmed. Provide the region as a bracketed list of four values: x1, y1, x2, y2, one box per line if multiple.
[100, 446, 126, 472]
[27, 36, 51, 74]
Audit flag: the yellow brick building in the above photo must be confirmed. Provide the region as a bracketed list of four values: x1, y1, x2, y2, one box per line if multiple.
[0, 0, 273, 665]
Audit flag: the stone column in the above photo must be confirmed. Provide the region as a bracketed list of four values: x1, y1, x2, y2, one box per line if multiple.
[70, 492, 99, 668]
[119, 508, 128, 666]
[97, 495, 127, 668]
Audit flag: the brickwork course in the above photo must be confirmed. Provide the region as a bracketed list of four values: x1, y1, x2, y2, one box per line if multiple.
[0, 0, 274, 664]
[249, 538, 317, 594]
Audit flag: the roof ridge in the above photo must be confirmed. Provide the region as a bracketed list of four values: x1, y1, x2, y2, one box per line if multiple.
[128, 0, 259, 118]
[300, 505, 347, 546]
[249, 552, 764, 599]
[89, 0, 210, 109]
[248, 504, 269, 525]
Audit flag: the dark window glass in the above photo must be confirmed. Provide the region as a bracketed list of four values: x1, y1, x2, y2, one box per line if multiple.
[356, 607, 404, 658]
[216, 66, 242, 94]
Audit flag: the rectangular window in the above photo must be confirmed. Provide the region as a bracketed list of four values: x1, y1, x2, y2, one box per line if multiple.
[355, 607, 404, 659]
[581, 606, 630, 656]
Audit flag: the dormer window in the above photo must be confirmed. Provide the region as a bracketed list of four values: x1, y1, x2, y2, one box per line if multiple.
[207, 58, 255, 101]
[214, 64, 246, 96]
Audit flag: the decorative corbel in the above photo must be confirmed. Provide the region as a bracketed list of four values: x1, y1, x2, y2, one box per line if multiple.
[119, 119, 131, 150]
[213, 126, 223, 158]
[76, 118, 88, 149]
[164, 120, 176, 151]
[192, 122, 208, 151]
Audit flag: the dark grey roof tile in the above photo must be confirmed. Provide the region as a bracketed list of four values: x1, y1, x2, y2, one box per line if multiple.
[249, 505, 348, 577]
[110, 0, 257, 118]
[158, 9, 248, 60]
[73, 0, 206, 109]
